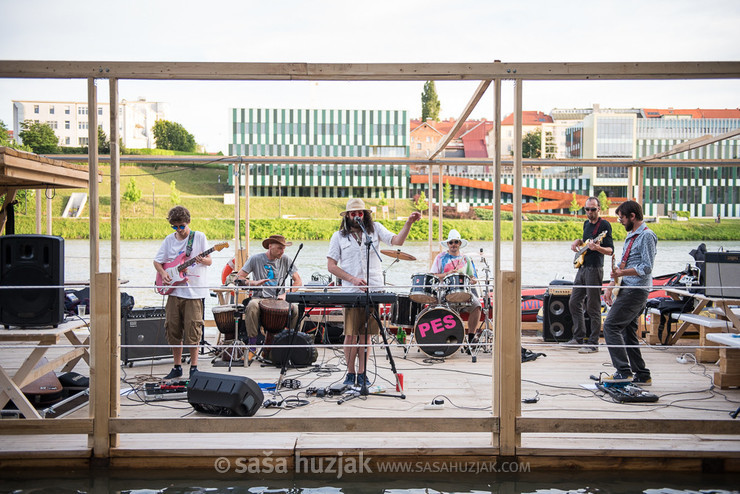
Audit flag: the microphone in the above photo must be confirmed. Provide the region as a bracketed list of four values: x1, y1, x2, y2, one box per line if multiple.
[354, 216, 362, 224]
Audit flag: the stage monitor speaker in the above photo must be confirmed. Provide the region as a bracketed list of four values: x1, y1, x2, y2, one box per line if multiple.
[270, 330, 319, 367]
[187, 372, 263, 417]
[121, 307, 172, 366]
[705, 251, 740, 298]
[0, 235, 64, 328]
[543, 292, 573, 342]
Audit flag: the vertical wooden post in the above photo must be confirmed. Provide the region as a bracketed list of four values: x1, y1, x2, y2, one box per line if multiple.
[492, 78, 502, 433]
[427, 165, 433, 264]
[628, 167, 634, 200]
[87, 78, 99, 278]
[513, 81, 523, 275]
[108, 78, 121, 447]
[46, 194, 52, 234]
[234, 162, 241, 253]
[35, 191, 41, 233]
[90, 272, 112, 456]
[497, 270, 521, 455]
[438, 164, 443, 244]
[244, 161, 250, 258]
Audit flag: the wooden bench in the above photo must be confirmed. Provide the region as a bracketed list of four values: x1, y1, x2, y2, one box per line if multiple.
[676, 313, 733, 362]
[646, 308, 678, 345]
[705, 333, 740, 389]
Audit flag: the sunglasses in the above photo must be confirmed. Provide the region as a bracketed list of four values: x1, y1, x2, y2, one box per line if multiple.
[171, 224, 187, 230]
[448, 240, 461, 245]
[584, 207, 598, 212]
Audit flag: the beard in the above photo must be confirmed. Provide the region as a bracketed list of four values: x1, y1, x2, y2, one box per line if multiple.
[624, 219, 634, 232]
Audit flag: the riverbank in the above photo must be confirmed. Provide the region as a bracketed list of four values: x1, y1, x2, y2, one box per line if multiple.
[13, 215, 740, 241]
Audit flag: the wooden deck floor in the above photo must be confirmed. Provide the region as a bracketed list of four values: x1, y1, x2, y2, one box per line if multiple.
[2, 326, 740, 470]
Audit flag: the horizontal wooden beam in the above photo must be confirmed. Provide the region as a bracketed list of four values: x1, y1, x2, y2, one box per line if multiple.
[0, 418, 93, 435]
[518, 417, 740, 435]
[110, 416, 497, 434]
[1, 61, 739, 81]
[641, 128, 740, 162]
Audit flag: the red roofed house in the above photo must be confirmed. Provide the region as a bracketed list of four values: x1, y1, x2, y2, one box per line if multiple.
[492, 111, 553, 158]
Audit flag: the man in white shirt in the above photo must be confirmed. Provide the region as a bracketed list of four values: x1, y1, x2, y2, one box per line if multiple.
[153, 206, 212, 379]
[327, 198, 421, 387]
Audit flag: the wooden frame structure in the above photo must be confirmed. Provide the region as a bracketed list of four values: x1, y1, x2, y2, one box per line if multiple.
[1, 60, 740, 469]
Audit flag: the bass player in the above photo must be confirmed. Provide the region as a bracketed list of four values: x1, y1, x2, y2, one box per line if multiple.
[565, 196, 613, 353]
[153, 206, 212, 379]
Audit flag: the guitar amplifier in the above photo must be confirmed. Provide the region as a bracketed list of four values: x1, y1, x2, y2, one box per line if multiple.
[705, 252, 740, 298]
[121, 307, 172, 366]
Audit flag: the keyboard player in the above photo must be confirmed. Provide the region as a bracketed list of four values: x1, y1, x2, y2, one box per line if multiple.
[327, 198, 421, 388]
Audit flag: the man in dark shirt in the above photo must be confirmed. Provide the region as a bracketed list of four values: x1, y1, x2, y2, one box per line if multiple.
[565, 196, 613, 353]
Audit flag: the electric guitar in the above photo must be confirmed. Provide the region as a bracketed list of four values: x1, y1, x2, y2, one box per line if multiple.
[155, 242, 229, 295]
[573, 230, 608, 268]
[610, 254, 622, 303]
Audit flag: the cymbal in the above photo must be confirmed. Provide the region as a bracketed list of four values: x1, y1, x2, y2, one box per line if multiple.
[381, 249, 416, 261]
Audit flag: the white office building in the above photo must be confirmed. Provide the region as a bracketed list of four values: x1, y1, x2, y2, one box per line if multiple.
[12, 98, 169, 149]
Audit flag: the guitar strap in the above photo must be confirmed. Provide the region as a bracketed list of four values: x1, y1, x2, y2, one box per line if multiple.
[619, 228, 649, 269]
[185, 231, 195, 257]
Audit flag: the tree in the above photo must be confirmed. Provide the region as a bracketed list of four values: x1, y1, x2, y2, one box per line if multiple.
[18, 120, 58, 154]
[522, 128, 541, 158]
[169, 180, 181, 204]
[97, 126, 110, 154]
[533, 189, 543, 209]
[569, 192, 580, 214]
[123, 178, 142, 203]
[413, 191, 428, 212]
[598, 190, 611, 212]
[0, 119, 9, 145]
[153, 120, 196, 152]
[421, 81, 441, 122]
[378, 191, 388, 206]
[443, 180, 452, 204]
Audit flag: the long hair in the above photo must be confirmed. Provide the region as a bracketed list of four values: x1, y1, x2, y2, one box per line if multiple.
[339, 213, 375, 237]
[615, 200, 643, 221]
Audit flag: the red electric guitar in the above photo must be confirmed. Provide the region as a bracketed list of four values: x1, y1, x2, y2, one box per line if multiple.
[155, 242, 229, 295]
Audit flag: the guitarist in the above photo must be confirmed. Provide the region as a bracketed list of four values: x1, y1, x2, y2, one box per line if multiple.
[602, 200, 657, 386]
[153, 206, 213, 380]
[566, 197, 613, 353]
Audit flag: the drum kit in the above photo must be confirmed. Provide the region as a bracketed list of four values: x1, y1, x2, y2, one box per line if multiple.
[381, 249, 483, 359]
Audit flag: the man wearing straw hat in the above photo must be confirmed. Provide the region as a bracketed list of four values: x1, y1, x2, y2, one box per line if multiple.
[431, 229, 482, 350]
[236, 235, 303, 354]
[327, 198, 421, 387]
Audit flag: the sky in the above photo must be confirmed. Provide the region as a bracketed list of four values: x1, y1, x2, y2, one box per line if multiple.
[1, 0, 739, 153]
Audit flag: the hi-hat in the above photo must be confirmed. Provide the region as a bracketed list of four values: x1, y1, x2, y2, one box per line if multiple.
[381, 249, 416, 261]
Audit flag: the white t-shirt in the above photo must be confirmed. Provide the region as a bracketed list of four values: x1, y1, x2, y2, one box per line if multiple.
[154, 230, 210, 299]
[327, 223, 394, 293]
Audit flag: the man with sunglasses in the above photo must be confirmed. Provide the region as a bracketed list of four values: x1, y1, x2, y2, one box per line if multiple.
[327, 198, 421, 387]
[153, 206, 212, 379]
[566, 197, 613, 353]
[431, 229, 482, 350]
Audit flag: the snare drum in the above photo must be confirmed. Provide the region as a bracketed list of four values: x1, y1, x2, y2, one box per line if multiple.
[409, 273, 437, 304]
[442, 273, 472, 303]
[212, 304, 238, 338]
[259, 299, 291, 334]
[413, 306, 464, 357]
[390, 294, 422, 328]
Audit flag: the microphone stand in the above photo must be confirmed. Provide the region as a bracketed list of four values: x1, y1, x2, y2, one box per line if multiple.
[340, 218, 405, 403]
[275, 243, 304, 393]
[473, 248, 494, 358]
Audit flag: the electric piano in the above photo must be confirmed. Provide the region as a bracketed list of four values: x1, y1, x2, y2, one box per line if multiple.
[286, 291, 397, 308]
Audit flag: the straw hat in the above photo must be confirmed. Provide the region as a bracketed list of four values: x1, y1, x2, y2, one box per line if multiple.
[441, 229, 468, 249]
[340, 198, 372, 217]
[262, 234, 293, 249]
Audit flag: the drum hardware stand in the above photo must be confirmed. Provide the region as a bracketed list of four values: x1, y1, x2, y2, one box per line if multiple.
[274, 244, 306, 392]
[472, 251, 494, 360]
[340, 217, 405, 404]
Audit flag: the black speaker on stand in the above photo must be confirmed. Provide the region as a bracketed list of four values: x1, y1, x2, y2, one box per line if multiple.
[0, 235, 65, 328]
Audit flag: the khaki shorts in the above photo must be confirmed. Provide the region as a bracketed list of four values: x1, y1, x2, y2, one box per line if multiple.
[165, 296, 203, 346]
[343, 306, 381, 336]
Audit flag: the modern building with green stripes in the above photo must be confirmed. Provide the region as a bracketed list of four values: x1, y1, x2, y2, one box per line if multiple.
[228, 108, 409, 199]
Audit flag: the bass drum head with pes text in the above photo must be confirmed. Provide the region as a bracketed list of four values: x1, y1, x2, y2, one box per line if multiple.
[413, 306, 464, 357]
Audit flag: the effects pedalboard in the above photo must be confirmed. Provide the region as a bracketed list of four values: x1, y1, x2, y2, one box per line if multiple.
[144, 380, 189, 401]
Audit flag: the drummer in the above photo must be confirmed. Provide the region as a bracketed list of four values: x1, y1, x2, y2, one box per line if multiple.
[431, 229, 482, 345]
[235, 234, 303, 351]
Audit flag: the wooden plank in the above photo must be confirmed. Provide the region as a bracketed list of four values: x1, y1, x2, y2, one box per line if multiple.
[714, 372, 740, 389]
[110, 417, 497, 434]
[518, 417, 740, 435]
[2, 60, 739, 81]
[641, 128, 740, 162]
[428, 80, 491, 159]
[499, 271, 521, 455]
[0, 419, 93, 435]
[91, 272, 112, 457]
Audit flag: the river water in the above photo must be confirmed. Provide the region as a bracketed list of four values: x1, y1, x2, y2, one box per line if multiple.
[64, 238, 740, 314]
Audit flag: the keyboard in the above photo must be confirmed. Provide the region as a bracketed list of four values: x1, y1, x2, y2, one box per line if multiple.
[286, 291, 397, 307]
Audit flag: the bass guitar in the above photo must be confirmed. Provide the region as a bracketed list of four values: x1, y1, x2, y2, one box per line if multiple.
[573, 230, 607, 268]
[610, 254, 622, 303]
[155, 242, 229, 295]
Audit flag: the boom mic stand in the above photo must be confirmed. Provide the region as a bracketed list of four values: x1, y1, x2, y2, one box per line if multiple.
[340, 217, 405, 404]
[273, 244, 304, 392]
[472, 248, 494, 359]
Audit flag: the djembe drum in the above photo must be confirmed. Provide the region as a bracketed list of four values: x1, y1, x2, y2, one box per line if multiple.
[258, 299, 291, 334]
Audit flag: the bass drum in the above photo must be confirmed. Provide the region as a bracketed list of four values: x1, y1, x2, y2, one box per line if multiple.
[413, 306, 464, 357]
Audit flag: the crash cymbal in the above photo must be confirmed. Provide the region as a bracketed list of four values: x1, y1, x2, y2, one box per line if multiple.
[381, 249, 416, 261]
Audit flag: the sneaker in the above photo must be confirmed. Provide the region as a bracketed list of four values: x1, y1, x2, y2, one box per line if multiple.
[561, 338, 581, 348]
[357, 373, 370, 387]
[164, 366, 183, 380]
[343, 373, 356, 386]
[578, 346, 598, 354]
[189, 366, 198, 378]
[602, 371, 633, 384]
[632, 374, 652, 386]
